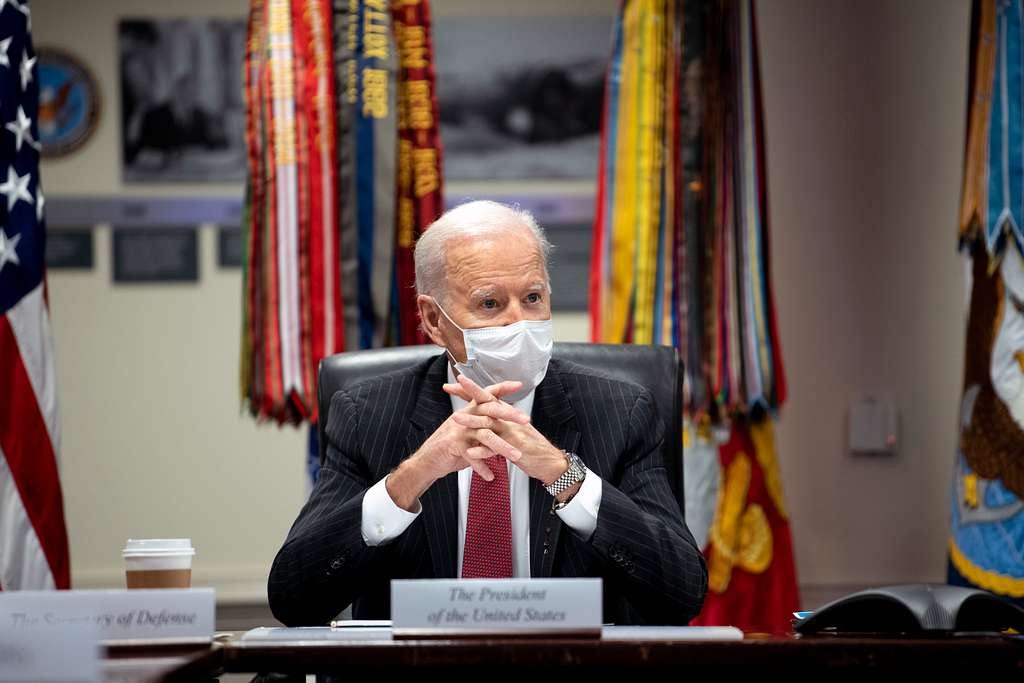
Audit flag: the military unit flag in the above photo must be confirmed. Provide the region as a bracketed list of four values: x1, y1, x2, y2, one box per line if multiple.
[591, 0, 798, 632]
[241, 0, 443, 425]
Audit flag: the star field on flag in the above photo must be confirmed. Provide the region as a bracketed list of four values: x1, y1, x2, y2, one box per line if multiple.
[0, 0, 71, 592]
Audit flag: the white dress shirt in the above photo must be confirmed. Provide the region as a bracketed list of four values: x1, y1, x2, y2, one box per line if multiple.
[360, 366, 603, 577]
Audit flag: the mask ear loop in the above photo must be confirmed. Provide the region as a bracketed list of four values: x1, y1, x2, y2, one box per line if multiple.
[430, 297, 465, 333]
[431, 297, 467, 368]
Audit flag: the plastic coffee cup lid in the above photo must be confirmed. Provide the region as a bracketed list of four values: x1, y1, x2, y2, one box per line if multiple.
[122, 538, 195, 558]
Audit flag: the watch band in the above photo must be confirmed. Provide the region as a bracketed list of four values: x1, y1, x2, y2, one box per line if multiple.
[545, 451, 586, 498]
[552, 490, 578, 510]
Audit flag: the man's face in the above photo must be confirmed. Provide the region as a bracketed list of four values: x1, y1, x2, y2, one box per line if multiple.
[417, 228, 551, 363]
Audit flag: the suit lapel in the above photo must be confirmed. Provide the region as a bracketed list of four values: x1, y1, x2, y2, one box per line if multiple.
[405, 357, 582, 579]
[407, 353, 458, 578]
[528, 361, 581, 578]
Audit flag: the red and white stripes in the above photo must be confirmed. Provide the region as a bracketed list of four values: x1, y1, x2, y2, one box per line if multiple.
[0, 283, 70, 590]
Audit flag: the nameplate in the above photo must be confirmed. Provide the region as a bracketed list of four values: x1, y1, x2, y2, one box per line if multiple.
[0, 616, 101, 683]
[0, 588, 215, 642]
[391, 579, 601, 638]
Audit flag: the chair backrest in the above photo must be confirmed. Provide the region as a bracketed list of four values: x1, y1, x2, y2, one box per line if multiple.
[317, 342, 684, 508]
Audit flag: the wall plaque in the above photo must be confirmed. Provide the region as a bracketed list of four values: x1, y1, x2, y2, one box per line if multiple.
[218, 226, 242, 268]
[45, 228, 93, 270]
[113, 227, 198, 283]
[36, 47, 101, 158]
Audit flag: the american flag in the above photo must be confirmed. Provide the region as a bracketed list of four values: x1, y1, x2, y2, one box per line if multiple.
[0, 0, 70, 590]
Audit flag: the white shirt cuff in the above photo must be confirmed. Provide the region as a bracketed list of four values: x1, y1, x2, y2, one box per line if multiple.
[360, 475, 421, 546]
[554, 467, 602, 540]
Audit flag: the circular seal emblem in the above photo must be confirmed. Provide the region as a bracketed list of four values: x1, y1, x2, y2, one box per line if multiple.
[36, 47, 100, 158]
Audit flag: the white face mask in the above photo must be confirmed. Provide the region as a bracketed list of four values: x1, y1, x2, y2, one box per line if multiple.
[433, 299, 553, 403]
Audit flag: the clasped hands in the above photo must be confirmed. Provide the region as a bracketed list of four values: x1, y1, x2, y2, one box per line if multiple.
[385, 375, 569, 512]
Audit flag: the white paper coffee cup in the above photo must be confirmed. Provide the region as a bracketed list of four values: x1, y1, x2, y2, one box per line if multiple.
[123, 538, 194, 589]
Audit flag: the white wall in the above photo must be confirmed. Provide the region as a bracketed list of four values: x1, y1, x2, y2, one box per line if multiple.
[33, 0, 973, 609]
[759, 0, 970, 597]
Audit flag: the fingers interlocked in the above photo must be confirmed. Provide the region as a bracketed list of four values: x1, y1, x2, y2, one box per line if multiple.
[442, 375, 531, 481]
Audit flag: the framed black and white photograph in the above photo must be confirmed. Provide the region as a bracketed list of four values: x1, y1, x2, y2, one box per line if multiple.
[119, 18, 246, 183]
[434, 15, 613, 182]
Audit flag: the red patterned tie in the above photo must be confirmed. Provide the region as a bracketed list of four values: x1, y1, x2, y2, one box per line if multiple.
[462, 456, 513, 578]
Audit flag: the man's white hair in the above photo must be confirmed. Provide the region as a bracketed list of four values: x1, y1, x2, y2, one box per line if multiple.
[414, 200, 552, 301]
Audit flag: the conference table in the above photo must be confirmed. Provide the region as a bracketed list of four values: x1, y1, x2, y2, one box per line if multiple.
[108, 629, 1024, 680]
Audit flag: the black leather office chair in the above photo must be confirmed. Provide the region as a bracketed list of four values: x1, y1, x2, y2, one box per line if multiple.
[317, 343, 684, 510]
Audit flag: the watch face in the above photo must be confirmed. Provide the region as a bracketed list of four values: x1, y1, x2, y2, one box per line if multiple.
[546, 452, 585, 497]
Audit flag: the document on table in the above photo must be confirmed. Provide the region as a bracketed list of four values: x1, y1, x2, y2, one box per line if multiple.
[242, 621, 393, 642]
[601, 625, 744, 641]
[241, 622, 744, 642]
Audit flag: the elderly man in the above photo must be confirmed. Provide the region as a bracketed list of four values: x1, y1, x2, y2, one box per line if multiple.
[268, 200, 707, 625]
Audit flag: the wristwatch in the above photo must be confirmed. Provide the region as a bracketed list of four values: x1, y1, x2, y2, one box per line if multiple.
[545, 451, 586, 502]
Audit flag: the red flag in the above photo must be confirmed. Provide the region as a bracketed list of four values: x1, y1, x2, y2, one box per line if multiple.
[691, 419, 799, 633]
[393, 0, 443, 346]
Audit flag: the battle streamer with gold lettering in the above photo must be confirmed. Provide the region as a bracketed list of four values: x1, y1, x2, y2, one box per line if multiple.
[241, 0, 443, 427]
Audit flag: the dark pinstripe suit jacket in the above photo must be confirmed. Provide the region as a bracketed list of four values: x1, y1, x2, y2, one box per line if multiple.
[268, 354, 708, 626]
